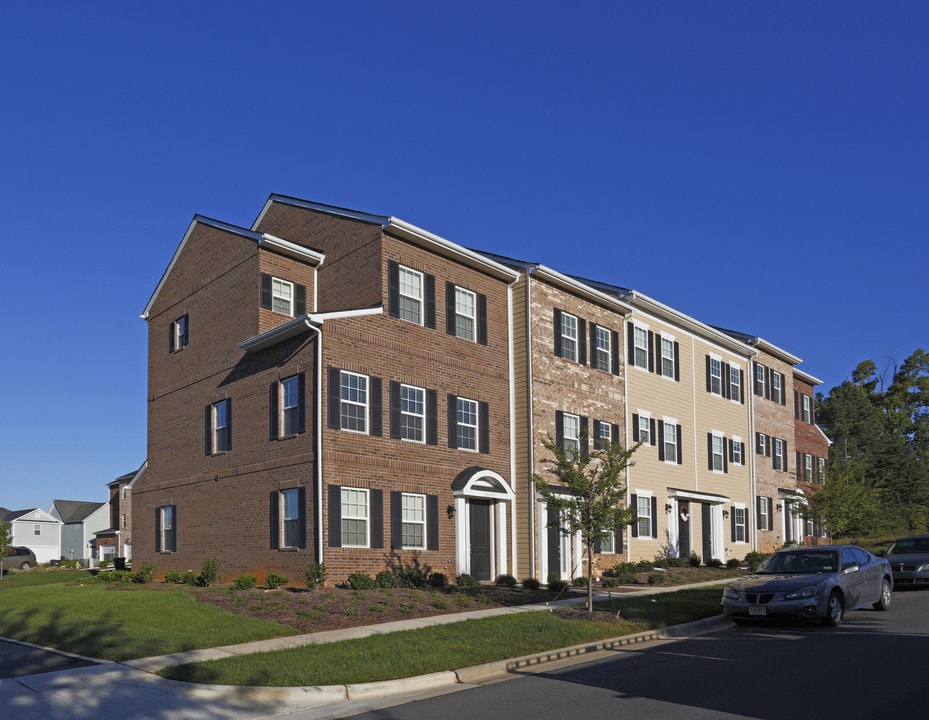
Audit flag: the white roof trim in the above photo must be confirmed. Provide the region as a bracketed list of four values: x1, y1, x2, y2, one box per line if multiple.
[532, 265, 632, 314]
[259, 233, 325, 264]
[238, 307, 383, 352]
[793, 367, 824, 386]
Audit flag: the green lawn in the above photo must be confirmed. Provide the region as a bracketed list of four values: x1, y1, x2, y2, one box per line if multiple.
[159, 586, 726, 686]
[0, 571, 295, 661]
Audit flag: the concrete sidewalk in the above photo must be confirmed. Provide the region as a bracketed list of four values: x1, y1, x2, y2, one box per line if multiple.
[1, 581, 730, 720]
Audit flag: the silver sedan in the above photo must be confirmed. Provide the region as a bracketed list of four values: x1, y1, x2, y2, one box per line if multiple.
[721, 545, 893, 626]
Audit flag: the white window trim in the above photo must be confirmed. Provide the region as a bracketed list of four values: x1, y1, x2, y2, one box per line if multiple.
[733, 505, 747, 543]
[594, 325, 611, 372]
[659, 335, 675, 379]
[773, 437, 784, 471]
[758, 497, 770, 530]
[732, 436, 743, 465]
[729, 364, 742, 403]
[711, 431, 725, 472]
[560, 311, 578, 362]
[340, 371, 369, 434]
[802, 395, 812, 423]
[281, 375, 300, 437]
[636, 490, 653, 537]
[562, 412, 580, 459]
[709, 354, 723, 396]
[662, 416, 678, 464]
[398, 265, 424, 325]
[400, 383, 426, 443]
[341, 487, 370, 548]
[633, 324, 650, 370]
[637, 411, 651, 445]
[280, 488, 300, 549]
[212, 399, 230, 454]
[457, 396, 479, 452]
[401, 492, 427, 550]
[771, 370, 783, 403]
[271, 277, 295, 316]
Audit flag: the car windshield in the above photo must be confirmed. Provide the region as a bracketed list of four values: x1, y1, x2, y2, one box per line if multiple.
[887, 538, 929, 554]
[755, 551, 838, 574]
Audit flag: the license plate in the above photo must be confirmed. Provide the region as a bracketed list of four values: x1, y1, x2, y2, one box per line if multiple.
[748, 606, 767, 616]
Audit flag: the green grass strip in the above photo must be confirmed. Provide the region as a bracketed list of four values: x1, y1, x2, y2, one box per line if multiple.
[160, 587, 724, 686]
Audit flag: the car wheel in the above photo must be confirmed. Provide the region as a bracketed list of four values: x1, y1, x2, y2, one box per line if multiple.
[822, 591, 844, 627]
[20, 562, 31, 571]
[873, 578, 892, 611]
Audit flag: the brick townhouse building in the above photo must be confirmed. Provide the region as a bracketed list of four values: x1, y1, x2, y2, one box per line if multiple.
[134, 196, 519, 584]
[793, 368, 832, 544]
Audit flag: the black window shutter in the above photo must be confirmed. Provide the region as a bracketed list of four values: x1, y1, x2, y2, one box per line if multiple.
[593, 420, 602, 448]
[764, 367, 771, 400]
[328, 485, 342, 547]
[766, 435, 771, 457]
[295, 284, 307, 315]
[730, 510, 736, 541]
[297, 373, 306, 434]
[369, 377, 383, 437]
[387, 261, 399, 317]
[389, 381, 401, 440]
[651, 497, 658, 538]
[371, 489, 384, 548]
[756, 497, 763, 530]
[673, 342, 680, 381]
[796, 451, 801, 476]
[426, 389, 438, 445]
[270, 491, 280, 549]
[477, 294, 487, 345]
[204, 404, 212, 455]
[580, 416, 589, 457]
[723, 363, 731, 399]
[390, 490, 402, 549]
[447, 394, 458, 448]
[612, 423, 620, 444]
[553, 308, 563, 357]
[589, 322, 598, 368]
[327, 367, 341, 429]
[555, 410, 565, 448]
[723, 439, 729, 473]
[649, 418, 656, 446]
[676, 425, 683, 465]
[627, 323, 635, 364]
[260, 273, 272, 309]
[594, 536, 601, 553]
[169, 320, 176, 353]
[647, 331, 655, 373]
[632, 413, 640, 442]
[657, 421, 665, 461]
[225, 399, 232, 451]
[155, 507, 162, 552]
[297, 486, 307, 548]
[630, 494, 639, 537]
[270, 382, 279, 440]
[479, 401, 490, 454]
[783, 441, 788, 471]
[445, 282, 456, 335]
[578, 319, 587, 365]
[424, 274, 436, 329]
[615, 525, 624, 553]
[427, 494, 439, 550]
[707, 433, 714, 471]
[654, 332, 662, 373]
[794, 390, 800, 418]
[611, 330, 620, 375]
[740, 369, 745, 404]
[705, 355, 712, 393]
[768, 498, 775, 530]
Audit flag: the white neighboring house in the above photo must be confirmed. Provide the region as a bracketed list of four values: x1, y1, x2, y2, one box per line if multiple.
[0, 507, 63, 563]
[49, 500, 109, 561]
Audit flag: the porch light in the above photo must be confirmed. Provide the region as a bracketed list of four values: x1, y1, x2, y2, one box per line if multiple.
[446, 504, 456, 519]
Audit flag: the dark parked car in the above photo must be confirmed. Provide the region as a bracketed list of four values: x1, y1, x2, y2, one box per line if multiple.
[721, 545, 893, 626]
[2, 546, 37, 572]
[881, 534, 929, 588]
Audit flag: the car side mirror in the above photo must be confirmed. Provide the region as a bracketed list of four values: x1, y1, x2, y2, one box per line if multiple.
[876, 550, 886, 557]
[842, 564, 859, 574]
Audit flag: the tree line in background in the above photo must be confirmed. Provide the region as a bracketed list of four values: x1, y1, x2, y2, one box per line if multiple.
[810, 349, 929, 538]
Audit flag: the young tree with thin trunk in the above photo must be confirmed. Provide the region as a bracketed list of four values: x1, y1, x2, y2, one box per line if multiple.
[534, 433, 640, 614]
[0, 521, 11, 580]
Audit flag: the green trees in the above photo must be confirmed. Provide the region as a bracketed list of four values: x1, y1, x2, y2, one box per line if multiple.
[534, 434, 639, 614]
[0, 521, 10, 580]
[816, 350, 929, 535]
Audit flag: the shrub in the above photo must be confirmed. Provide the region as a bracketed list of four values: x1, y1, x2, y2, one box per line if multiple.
[495, 574, 518, 588]
[131, 563, 155, 584]
[347, 572, 377, 590]
[200, 556, 220, 587]
[232, 573, 257, 590]
[265, 572, 289, 590]
[572, 576, 589, 587]
[304, 562, 327, 591]
[688, 551, 702, 567]
[726, 559, 741, 570]
[376, 570, 402, 588]
[706, 558, 724, 568]
[547, 579, 569, 593]
[456, 573, 479, 589]
[399, 568, 428, 588]
[164, 569, 183, 584]
[635, 559, 654, 572]
[181, 570, 199, 586]
[647, 573, 666, 585]
[744, 551, 766, 569]
[600, 577, 621, 588]
[521, 577, 541, 590]
[92, 569, 131, 584]
[428, 572, 449, 588]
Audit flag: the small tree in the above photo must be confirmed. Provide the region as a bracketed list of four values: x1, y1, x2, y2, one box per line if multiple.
[0, 521, 10, 580]
[804, 459, 882, 538]
[534, 433, 640, 614]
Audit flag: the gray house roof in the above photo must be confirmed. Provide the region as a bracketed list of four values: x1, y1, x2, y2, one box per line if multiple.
[51, 501, 106, 524]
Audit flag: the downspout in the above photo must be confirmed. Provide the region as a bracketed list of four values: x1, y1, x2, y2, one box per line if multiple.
[524, 267, 537, 577]
[507, 281, 518, 576]
[306, 322, 324, 564]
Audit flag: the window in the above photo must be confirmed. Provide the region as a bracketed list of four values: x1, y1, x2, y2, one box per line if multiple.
[121, 513, 127, 529]
[398, 266, 423, 324]
[732, 438, 744, 465]
[280, 375, 304, 437]
[400, 384, 425, 442]
[662, 421, 679, 464]
[210, 399, 231, 454]
[771, 371, 783, 404]
[341, 487, 369, 547]
[733, 506, 747, 543]
[599, 530, 615, 554]
[121, 486, 128, 500]
[817, 457, 826, 482]
[773, 437, 785, 471]
[170, 314, 189, 352]
[802, 395, 812, 423]
[757, 496, 770, 530]
[708, 356, 722, 396]
[456, 397, 479, 451]
[340, 371, 368, 433]
[33, 523, 41, 536]
[281, 488, 302, 548]
[453, 287, 476, 341]
[711, 433, 725, 472]
[271, 277, 294, 315]
[756, 432, 767, 456]
[729, 366, 742, 403]
[401, 493, 426, 549]
[637, 495, 653, 537]
[560, 312, 578, 362]
[660, 336, 676, 378]
[804, 454, 813, 482]
[561, 413, 580, 459]
[633, 326, 649, 369]
[594, 325, 612, 372]
[637, 414, 651, 445]
[594, 420, 612, 450]
[754, 363, 765, 396]
[157, 505, 176, 552]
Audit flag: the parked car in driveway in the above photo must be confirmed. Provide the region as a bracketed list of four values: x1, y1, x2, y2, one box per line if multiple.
[2, 547, 37, 573]
[721, 545, 893, 627]
[880, 534, 929, 588]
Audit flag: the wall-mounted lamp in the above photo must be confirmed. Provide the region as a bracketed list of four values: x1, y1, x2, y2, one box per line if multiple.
[722, 509, 730, 519]
[665, 503, 674, 513]
[776, 504, 783, 512]
[446, 504, 456, 519]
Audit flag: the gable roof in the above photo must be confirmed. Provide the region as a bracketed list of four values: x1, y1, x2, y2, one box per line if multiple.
[50, 500, 107, 524]
[0, 507, 60, 524]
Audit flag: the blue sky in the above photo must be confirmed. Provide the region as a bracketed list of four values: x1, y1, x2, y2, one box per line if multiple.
[1, 2, 926, 511]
